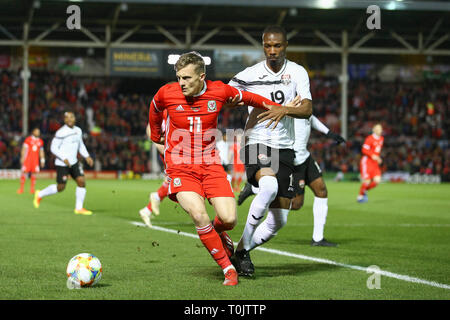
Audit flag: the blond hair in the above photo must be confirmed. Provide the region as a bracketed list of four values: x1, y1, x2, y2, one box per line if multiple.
[174, 51, 205, 74]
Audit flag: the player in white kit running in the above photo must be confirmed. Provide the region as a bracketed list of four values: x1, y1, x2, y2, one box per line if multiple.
[33, 111, 94, 215]
[238, 115, 345, 247]
[290, 116, 345, 246]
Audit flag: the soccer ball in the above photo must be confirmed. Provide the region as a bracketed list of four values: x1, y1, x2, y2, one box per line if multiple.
[66, 253, 102, 288]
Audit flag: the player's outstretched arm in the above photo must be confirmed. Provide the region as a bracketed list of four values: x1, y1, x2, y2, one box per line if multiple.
[146, 123, 151, 140]
[223, 94, 245, 109]
[148, 100, 164, 144]
[311, 115, 346, 145]
[78, 131, 93, 166]
[39, 148, 45, 168]
[256, 97, 312, 129]
[326, 131, 346, 145]
[20, 144, 27, 166]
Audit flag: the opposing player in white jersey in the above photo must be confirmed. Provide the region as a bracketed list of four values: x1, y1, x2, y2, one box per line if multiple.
[228, 25, 313, 276]
[291, 116, 345, 246]
[33, 111, 94, 215]
[238, 115, 345, 247]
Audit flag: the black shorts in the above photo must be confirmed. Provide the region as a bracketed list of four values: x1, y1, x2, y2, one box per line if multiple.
[56, 162, 84, 184]
[293, 155, 323, 195]
[241, 143, 295, 199]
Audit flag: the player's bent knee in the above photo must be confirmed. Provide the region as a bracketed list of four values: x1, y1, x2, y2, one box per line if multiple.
[316, 187, 327, 198]
[189, 210, 210, 226]
[290, 198, 304, 211]
[211, 197, 237, 228]
[267, 209, 289, 233]
[258, 175, 278, 199]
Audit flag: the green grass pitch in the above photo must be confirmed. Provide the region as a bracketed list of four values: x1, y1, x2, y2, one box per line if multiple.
[0, 179, 449, 300]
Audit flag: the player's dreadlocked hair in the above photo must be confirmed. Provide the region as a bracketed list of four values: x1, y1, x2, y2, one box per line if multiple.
[262, 25, 287, 42]
[174, 51, 206, 75]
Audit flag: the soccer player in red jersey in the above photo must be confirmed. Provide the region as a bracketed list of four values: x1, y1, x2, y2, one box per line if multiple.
[358, 123, 384, 203]
[17, 128, 45, 194]
[148, 51, 304, 286]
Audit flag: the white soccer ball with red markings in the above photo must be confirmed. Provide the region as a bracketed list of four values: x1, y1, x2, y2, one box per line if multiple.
[66, 253, 102, 288]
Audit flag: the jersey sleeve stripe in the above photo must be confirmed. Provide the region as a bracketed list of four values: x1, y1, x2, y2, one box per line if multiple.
[230, 77, 282, 86]
[237, 88, 243, 102]
[153, 98, 162, 112]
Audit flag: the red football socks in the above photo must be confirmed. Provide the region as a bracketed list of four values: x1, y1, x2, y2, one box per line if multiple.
[359, 181, 378, 195]
[157, 181, 169, 201]
[196, 223, 231, 270]
[19, 174, 26, 190]
[30, 174, 36, 192]
[367, 181, 378, 190]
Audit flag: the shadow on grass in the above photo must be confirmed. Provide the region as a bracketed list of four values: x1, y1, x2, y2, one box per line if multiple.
[255, 263, 340, 278]
[194, 263, 340, 282]
[93, 283, 112, 288]
[72, 283, 112, 289]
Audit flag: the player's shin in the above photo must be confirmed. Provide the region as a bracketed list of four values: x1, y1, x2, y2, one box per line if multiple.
[196, 223, 232, 271]
[30, 174, 36, 193]
[39, 184, 58, 198]
[75, 187, 87, 210]
[18, 174, 26, 193]
[157, 181, 169, 201]
[312, 197, 328, 242]
[249, 208, 288, 250]
[359, 182, 369, 196]
[236, 176, 278, 251]
[366, 181, 378, 190]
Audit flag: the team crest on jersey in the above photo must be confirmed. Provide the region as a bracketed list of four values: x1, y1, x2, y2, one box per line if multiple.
[207, 100, 217, 112]
[281, 74, 291, 85]
[173, 177, 181, 187]
[299, 179, 305, 189]
[257, 153, 268, 162]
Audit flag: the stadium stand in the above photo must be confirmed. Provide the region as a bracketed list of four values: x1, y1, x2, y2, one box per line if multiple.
[1, 69, 448, 181]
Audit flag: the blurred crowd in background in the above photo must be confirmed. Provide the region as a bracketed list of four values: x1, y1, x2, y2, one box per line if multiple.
[0, 70, 448, 180]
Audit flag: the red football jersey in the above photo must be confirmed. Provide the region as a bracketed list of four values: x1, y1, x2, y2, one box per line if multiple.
[23, 135, 44, 168]
[361, 134, 384, 160]
[149, 80, 280, 169]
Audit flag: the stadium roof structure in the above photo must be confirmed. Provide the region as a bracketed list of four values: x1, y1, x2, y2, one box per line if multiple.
[0, 0, 449, 55]
[1, 0, 449, 137]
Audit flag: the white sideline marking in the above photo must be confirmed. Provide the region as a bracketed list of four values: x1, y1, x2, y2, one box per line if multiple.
[288, 223, 450, 228]
[147, 221, 450, 228]
[130, 221, 450, 290]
